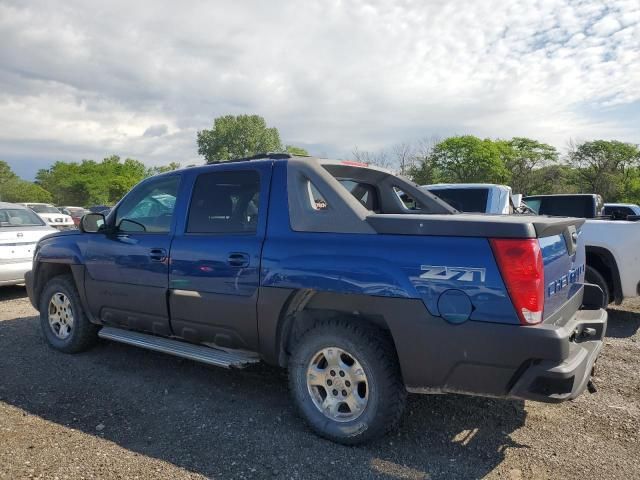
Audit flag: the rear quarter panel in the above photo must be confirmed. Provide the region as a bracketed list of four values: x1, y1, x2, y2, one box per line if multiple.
[262, 234, 519, 324]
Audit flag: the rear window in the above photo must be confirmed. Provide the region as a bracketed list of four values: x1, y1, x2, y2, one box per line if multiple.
[427, 188, 489, 213]
[0, 208, 45, 227]
[603, 206, 635, 219]
[338, 180, 379, 212]
[527, 197, 595, 218]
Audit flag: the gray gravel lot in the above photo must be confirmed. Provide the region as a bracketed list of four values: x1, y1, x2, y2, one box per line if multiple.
[1, 286, 639, 479]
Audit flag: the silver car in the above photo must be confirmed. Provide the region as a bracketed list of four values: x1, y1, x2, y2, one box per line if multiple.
[0, 202, 56, 286]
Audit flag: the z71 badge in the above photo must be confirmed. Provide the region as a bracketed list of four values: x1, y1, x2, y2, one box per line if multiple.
[420, 265, 486, 283]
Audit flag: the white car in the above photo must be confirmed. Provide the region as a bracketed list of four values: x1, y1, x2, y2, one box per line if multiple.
[19, 202, 75, 230]
[0, 202, 56, 286]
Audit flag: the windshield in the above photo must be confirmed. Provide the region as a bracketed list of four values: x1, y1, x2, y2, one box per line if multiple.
[0, 208, 45, 227]
[29, 204, 61, 214]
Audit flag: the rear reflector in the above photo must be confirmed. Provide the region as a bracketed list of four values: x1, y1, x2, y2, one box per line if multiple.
[490, 238, 544, 325]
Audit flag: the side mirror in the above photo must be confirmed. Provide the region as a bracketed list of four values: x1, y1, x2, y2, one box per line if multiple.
[80, 213, 105, 233]
[118, 218, 146, 232]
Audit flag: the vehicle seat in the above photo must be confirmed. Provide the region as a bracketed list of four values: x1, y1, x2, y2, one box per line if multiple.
[188, 190, 241, 232]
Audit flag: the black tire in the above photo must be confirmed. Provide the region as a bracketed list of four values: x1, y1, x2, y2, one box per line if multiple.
[39, 274, 99, 353]
[288, 319, 406, 445]
[585, 265, 610, 307]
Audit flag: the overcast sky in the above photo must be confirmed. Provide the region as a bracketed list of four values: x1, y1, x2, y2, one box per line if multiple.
[1, 0, 639, 179]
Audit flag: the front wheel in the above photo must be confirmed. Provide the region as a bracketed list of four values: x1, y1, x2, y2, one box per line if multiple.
[288, 319, 406, 445]
[39, 274, 99, 353]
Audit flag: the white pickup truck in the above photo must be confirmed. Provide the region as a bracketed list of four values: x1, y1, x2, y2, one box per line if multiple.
[422, 184, 640, 306]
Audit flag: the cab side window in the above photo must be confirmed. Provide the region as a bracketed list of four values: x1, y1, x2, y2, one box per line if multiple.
[187, 170, 260, 234]
[115, 176, 180, 233]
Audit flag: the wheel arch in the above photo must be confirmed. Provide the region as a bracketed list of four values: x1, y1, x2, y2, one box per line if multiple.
[585, 245, 622, 304]
[259, 288, 406, 372]
[32, 262, 88, 313]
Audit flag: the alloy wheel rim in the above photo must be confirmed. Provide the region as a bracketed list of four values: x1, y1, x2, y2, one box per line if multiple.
[306, 347, 369, 422]
[48, 292, 74, 340]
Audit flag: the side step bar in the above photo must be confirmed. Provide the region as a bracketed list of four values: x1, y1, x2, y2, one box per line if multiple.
[98, 327, 260, 369]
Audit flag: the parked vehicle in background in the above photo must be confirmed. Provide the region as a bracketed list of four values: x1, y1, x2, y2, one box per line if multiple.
[523, 194, 604, 219]
[58, 206, 91, 227]
[88, 205, 111, 215]
[524, 194, 640, 306]
[422, 183, 515, 214]
[25, 154, 606, 445]
[19, 203, 75, 230]
[603, 203, 640, 220]
[0, 202, 56, 286]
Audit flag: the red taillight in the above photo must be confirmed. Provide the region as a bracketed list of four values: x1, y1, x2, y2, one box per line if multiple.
[490, 238, 544, 326]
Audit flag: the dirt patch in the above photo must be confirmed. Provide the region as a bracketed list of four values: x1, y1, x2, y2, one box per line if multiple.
[1, 286, 638, 479]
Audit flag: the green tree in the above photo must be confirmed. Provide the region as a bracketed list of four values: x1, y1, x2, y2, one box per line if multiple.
[0, 178, 52, 203]
[527, 164, 580, 195]
[407, 158, 440, 185]
[0, 161, 53, 203]
[149, 162, 182, 175]
[502, 137, 558, 195]
[285, 145, 309, 156]
[429, 135, 509, 183]
[197, 114, 282, 163]
[568, 140, 640, 201]
[36, 155, 148, 206]
[0, 160, 18, 185]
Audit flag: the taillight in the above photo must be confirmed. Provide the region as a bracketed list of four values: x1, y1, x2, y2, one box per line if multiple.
[490, 238, 544, 325]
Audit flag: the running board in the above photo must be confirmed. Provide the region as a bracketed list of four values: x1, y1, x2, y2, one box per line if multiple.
[98, 327, 260, 369]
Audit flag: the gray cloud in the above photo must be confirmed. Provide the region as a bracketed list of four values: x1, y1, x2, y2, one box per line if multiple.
[142, 124, 169, 138]
[0, 0, 638, 178]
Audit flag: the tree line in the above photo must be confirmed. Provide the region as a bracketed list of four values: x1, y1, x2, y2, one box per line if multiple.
[1, 114, 639, 206]
[355, 136, 640, 201]
[0, 157, 182, 205]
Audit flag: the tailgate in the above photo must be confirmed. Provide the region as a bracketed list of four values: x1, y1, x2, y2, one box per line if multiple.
[539, 221, 585, 319]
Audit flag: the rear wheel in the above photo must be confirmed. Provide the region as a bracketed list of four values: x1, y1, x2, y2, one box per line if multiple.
[288, 319, 406, 445]
[585, 265, 610, 307]
[39, 274, 99, 353]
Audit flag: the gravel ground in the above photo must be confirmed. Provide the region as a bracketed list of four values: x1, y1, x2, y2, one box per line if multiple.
[0, 286, 638, 480]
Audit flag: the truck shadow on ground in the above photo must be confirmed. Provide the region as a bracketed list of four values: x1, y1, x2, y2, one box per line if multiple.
[0, 314, 528, 479]
[606, 307, 640, 339]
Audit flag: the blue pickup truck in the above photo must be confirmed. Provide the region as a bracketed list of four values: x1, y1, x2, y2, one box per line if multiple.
[25, 154, 607, 444]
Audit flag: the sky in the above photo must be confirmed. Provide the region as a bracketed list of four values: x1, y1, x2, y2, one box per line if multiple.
[1, 0, 639, 179]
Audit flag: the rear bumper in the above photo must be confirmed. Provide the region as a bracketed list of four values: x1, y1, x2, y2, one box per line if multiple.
[506, 308, 606, 402]
[395, 296, 607, 403]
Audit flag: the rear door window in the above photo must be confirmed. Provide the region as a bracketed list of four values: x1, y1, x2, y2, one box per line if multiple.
[187, 170, 260, 234]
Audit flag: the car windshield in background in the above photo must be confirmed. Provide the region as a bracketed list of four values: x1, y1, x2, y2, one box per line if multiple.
[428, 188, 489, 213]
[30, 204, 61, 214]
[0, 208, 45, 227]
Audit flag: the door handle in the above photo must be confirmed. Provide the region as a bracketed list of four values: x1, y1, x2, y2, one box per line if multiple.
[227, 252, 250, 267]
[149, 248, 167, 262]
